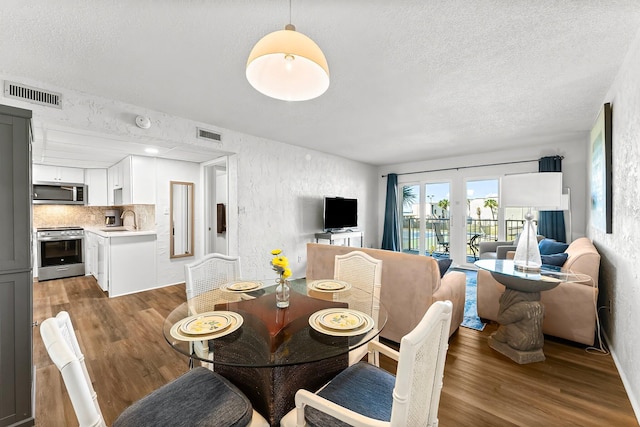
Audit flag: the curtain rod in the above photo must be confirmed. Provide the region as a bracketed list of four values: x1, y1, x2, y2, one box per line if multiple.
[380, 156, 564, 178]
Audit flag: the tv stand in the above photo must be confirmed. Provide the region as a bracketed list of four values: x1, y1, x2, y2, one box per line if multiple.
[314, 230, 363, 247]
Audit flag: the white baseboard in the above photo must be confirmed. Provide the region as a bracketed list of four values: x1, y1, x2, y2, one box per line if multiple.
[602, 330, 640, 424]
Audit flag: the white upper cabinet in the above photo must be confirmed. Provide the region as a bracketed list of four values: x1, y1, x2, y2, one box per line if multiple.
[108, 156, 156, 205]
[84, 169, 108, 206]
[33, 164, 85, 183]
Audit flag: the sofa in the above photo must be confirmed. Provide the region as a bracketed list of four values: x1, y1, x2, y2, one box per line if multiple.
[479, 235, 545, 260]
[477, 237, 600, 345]
[305, 243, 466, 343]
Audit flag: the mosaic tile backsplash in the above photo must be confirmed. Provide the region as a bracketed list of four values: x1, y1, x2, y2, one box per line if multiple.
[33, 204, 155, 230]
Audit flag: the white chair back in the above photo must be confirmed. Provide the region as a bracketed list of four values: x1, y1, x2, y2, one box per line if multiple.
[334, 251, 382, 317]
[390, 300, 453, 427]
[185, 253, 241, 313]
[40, 311, 107, 427]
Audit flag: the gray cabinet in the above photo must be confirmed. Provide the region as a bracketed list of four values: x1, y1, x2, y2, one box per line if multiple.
[0, 104, 34, 427]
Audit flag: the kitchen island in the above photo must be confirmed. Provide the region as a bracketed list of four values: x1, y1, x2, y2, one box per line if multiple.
[85, 228, 157, 297]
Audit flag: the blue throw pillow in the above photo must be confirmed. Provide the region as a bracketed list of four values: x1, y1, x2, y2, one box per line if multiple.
[538, 239, 569, 255]
[541, 253, 568, 267]
[437, 259, 452, 278]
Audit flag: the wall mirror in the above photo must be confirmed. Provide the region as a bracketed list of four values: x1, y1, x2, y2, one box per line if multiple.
[170, 181, 194, 258]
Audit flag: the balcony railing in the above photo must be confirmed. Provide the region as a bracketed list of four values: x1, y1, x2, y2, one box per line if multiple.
[401, 217, 526, 258]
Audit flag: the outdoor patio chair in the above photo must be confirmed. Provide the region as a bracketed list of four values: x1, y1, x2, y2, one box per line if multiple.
[433, 222, 450, 253]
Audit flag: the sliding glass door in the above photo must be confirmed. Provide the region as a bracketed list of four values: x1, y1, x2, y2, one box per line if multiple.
[466, 179, 499, 262]
[401, 181, 451, 259]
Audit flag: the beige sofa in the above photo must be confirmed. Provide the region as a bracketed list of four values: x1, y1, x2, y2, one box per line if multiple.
[477, 237, 600, 345]
[306, 243, 466, 343]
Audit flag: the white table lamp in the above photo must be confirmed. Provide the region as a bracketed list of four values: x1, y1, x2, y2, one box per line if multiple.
[501, 172, 563, 271]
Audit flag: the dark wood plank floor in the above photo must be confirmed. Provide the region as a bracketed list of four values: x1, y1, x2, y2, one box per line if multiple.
[33, 276, 638, 426]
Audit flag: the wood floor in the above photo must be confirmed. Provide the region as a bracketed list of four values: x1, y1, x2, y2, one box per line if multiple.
[33, 276, 638, 426]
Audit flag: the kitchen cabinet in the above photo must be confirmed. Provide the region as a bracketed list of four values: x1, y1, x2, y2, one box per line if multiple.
[33, 164, 84, 183]
[108, 155, 156, 206]
[84, 168, 108, 206]
[0, 104, 34, 427]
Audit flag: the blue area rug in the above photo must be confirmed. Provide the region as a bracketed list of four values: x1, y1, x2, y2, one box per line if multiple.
[453, 268, 486, 331]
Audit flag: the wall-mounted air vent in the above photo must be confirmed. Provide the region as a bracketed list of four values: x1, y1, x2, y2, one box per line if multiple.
[4, 81, 62, 108]
[197, 127, 222, 142]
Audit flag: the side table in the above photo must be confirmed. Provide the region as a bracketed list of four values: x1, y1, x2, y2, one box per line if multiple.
[475, 259, 589, 364]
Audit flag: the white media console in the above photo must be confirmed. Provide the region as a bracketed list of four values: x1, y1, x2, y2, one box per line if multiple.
[314, 230, 363, 247]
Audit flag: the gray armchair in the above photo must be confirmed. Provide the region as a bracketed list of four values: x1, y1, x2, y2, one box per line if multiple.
[479, 235, 545, 260]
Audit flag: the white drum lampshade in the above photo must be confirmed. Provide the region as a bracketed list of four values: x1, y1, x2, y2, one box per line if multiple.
[501, 172, 563, 271]
[246, 24, 330, 101]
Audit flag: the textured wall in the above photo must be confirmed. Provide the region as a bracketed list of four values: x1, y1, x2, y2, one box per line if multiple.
[593, 29, 640, 418]
[4, 74, 379, 286]
[154, 158, 201, 287]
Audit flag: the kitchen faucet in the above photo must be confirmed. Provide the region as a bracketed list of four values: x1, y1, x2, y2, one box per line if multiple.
[120, 210, 137, 230]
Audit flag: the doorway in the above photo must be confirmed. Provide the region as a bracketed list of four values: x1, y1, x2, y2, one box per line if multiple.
[204, 157, 229, 255]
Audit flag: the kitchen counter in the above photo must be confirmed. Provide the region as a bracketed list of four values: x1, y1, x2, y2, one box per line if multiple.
[85, 227, 157, 238]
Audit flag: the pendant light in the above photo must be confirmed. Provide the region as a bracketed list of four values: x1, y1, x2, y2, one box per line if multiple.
[246, 1, 329, 101]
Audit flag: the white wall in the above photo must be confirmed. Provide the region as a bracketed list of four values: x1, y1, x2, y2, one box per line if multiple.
[592, 29, 640, 420]
[228, 134, 379, 279]
[155, 158, 201, 286]
[0, 74, 379, 284]
[378, 138, 588, 262]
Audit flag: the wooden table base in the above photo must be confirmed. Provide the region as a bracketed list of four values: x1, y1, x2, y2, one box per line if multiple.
[215, 355, 347, 426]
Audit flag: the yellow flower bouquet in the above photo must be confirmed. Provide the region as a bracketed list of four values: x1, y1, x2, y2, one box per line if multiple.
[271, 249, 291, 308]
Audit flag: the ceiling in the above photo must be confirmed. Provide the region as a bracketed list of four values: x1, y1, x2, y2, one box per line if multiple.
[1, 1, 640, 167]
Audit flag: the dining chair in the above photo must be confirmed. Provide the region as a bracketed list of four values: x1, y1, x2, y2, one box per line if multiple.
[185, 253, 242, 313]
[40, 311, 268, 427]
[333, 250, 383, 365]
[280, 300, 453, 427]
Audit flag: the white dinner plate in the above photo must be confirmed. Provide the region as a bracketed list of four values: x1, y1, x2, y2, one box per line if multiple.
[180, 313, 233, 335]
[170, 311, 243, 342]
[308, 309, 374, 337]
[222, 281, 263, 292]
[308, 280, 352, 293]
[317, 309, 365, 330]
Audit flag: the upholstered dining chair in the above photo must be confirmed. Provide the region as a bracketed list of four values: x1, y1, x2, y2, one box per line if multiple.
[40, 311, 268, 427]
[333, 250, 383, 365]
[280, 300, 453, 427]
[185, 253, 242, 314]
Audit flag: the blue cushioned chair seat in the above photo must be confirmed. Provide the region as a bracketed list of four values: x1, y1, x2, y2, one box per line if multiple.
[305, 362, 395, 427]
[113, 367, 253, 427]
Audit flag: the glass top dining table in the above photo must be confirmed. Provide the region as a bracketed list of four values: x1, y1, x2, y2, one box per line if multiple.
[162, 278, 387, 368]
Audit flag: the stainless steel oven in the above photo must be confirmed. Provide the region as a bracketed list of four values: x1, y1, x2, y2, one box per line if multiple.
[37, 226, 85, 281]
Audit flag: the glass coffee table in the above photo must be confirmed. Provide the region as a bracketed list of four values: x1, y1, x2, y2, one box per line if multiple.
[475, 259, 591, 364]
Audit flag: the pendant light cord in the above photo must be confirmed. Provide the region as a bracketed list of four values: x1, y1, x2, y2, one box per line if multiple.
[289, 0, 292, 25]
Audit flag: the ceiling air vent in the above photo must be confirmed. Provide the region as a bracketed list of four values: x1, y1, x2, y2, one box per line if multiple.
[197, 127, 222, 142]
[4, 81, 62, 108]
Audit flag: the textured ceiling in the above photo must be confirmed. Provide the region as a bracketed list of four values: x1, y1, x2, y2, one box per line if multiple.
[1, 1, 640, 166]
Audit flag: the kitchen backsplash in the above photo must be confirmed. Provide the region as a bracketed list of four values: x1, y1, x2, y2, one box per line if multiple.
[33, 204, 156, 230]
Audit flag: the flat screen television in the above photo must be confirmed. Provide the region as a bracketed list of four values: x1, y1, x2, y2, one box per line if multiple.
[323, 197, 358, 231]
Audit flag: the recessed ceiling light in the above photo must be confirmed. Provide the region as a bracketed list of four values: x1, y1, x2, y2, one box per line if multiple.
[145, 147, 159, 154]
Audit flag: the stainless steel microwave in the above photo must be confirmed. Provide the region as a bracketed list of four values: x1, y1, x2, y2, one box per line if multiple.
[33, 182, 87, 205]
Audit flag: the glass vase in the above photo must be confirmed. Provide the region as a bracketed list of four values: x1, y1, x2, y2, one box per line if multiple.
[276, 278, 290, 308]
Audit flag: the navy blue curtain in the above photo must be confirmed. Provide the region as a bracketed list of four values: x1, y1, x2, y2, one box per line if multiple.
[381, 173, 401, 251]
[538, 156, 566, 242]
